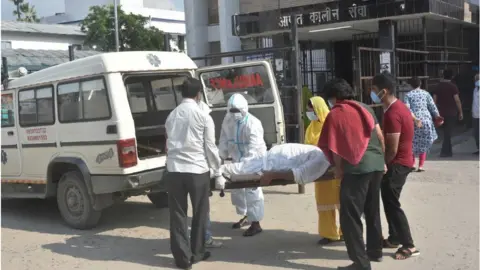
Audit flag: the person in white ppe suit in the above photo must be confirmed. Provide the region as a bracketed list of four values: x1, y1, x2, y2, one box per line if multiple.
[219, 93, 267, 237]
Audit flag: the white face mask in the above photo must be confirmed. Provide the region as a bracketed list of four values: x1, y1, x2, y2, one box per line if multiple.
[327, 100, 335, 108]
[306, 111, 318, 121]
[232, 112, 244, 121]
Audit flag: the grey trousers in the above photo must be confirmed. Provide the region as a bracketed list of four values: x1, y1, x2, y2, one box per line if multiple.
[165, 171, 210, 267]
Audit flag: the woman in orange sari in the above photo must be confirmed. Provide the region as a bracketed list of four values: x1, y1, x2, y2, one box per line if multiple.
[305, 96, 343, 245]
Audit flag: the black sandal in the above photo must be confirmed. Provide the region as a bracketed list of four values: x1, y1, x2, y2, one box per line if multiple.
[394, 247, 420, 260]
[243, 223, 262, 237]
[232, 216, 249, 229]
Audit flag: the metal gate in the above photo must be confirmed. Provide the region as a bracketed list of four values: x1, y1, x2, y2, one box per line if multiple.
[354, 46, 429, 123]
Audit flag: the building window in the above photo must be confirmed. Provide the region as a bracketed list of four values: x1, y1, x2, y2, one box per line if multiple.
[57, 78, 110, 123]
[208, 0, 219, 25]
[18, 86, 55, 127]
[209, 41, 221, 65]
[1, 41, 12, 49]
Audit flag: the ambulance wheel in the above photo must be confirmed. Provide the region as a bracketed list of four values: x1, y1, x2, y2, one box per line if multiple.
[148, 192, 169, 208]
[57, 171, 101, 229]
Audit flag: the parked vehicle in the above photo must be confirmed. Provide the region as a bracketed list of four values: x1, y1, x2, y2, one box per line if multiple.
[1, 51, 285, 229]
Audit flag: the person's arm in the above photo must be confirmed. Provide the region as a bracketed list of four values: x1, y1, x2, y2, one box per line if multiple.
[383, 114, 402, 164]
[204, 115, 222, 177]
[218, 118, 229, 160]
[426, 94, 440, 118]
[433, 94, 438, 104]
[454, 94, 463, 120]
[375, 124, 385, 153]
[332, 152, 344, 180]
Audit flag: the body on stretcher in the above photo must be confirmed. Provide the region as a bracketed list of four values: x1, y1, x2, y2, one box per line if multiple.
[210, 168, 335, 193]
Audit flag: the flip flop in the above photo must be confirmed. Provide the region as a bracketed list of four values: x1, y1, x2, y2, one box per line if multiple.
[394, 247, 420, 260]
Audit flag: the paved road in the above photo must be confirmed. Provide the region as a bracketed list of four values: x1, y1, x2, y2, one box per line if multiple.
[2, 138, 479, 270]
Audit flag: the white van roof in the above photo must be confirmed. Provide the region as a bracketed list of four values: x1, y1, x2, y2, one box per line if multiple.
[6, 51, 198, 90]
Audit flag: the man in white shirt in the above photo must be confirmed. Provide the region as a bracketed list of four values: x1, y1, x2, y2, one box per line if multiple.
[165, 78, 222, 270]
[472, 73, 479, 155]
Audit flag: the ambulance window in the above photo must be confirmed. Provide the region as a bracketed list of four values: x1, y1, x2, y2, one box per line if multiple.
[151, 79, 177, 111]
[82, 79, 109, 120]
[126, 82, 148, 113]
[18, 86, 54, 127]
[1, 93, 15, 127]
[57, 77, 111, 123]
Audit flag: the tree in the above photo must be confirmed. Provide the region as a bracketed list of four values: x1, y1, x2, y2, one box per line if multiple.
[10, 0, 40, 23]
[80, 5, 165, 52]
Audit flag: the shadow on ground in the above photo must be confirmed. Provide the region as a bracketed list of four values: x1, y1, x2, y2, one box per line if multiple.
[2, 199, 346, 269]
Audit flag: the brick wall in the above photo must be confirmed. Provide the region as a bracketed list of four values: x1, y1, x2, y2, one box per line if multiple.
[239, 0, 331, 14]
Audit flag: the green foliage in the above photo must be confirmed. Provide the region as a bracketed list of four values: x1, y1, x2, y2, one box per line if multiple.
[80, 5, 165, 52]
[10, 0, 40, 23]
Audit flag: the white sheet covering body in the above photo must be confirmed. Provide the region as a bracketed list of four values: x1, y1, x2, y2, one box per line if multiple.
[218, 94, 267, 222]
[221, 143, 331, 185]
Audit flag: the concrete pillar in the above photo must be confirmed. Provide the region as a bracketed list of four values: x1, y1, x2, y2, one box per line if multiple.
[218, 0, 241, 63]
[184, 0, 209, 65]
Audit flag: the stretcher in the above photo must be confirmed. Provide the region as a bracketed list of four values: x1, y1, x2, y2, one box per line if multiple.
[210, 168, 335, 197]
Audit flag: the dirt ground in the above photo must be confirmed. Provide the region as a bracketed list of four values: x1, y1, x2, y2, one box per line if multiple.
[2, 138, 479, 270]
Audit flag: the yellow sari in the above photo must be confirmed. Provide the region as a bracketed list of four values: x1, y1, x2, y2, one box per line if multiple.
[305, 97, 342, 241]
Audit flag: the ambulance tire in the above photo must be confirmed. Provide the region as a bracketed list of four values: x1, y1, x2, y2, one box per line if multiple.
[57, 171, 102, 229]
[147, 192, 169, 208]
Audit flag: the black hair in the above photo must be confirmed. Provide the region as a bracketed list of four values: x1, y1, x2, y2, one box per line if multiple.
[372, 72, 396, 95]
[181, 78, 202, 98]
[443, 69, 453, 80]
[408, 77, 422, 89]
[323, 78, 355, 100]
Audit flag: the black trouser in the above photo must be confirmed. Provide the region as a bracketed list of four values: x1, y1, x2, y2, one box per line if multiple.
[165, 171, 210, 268]
[441, 115, 457, 156]
[340, 171, 383, 270]
[473, 118, 479, 150]
[381, 164, 414, 248]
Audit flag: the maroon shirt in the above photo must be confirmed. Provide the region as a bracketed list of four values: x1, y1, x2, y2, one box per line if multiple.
[434, 81, 459, 117]
[383, 100, 414, 168]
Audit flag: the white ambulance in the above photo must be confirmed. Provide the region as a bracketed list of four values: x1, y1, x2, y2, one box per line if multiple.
[1, 51, 285, 229]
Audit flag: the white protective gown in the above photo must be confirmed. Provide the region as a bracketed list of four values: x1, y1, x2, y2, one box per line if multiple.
[221, 144, 331, 185]
[218, 94, 266, 222]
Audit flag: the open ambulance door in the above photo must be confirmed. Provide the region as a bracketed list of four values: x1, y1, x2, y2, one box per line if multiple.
[195, 60, 285, 148]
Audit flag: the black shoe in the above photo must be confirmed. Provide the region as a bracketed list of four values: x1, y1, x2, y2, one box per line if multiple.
[337, 263, 371, 270]
[191, 251, 211, 264]
[473, 151, 479, 155]
[317, 237, 342, 245]
[440, 153, 453, 157]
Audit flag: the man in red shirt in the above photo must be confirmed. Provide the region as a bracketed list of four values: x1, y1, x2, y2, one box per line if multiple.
[371, 73, 419, 261]
[433, 69, 463, 157]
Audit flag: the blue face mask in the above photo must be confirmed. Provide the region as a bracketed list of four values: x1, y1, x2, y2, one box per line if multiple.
[370, 91, 383, 104]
